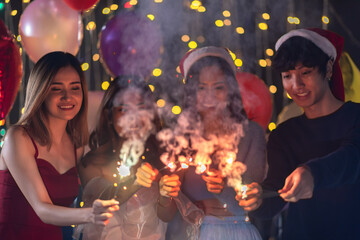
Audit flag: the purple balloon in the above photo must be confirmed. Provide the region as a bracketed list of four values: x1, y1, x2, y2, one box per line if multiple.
[99, 12, 162, 77]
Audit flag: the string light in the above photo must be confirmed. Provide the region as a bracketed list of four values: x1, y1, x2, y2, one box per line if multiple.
[157, 99, 166, 108]
[234, 59, 243, 67]
[268, 122, 277, 131]
[223, 10, 231, 17]
[262, 13, 270, 20]
[147, 14, 155, 21]
[197, 35, 205, 43]
[266, 59, 272, 66]
[181, 35, 190, 42]
[224, 19, 231, 26]
[266, 48, 274, 56]
[86, 21, 96, 31]
[190, 0, 201, 10]
[11, 10, 17, 16]
[102, 81, 110, 91]
[81, 63, 89, 71]
[102, 7, 110, 14]
[172, 106, 181, 115]
[197, 6, 206, 12]
[258, 22, 268, 30]
[236, 27, 245, 34]
[129, 0, 138, 5]
[152, 68, 162, 77]
[92, 54, 100, 62]
[110, 4, 119, 10]
[188, 41, 197, 49]
[148, 84, 155, 92]
[322, 16, 329, 24]
[269, 85, 277, 94]
[259, 59, 267, 67]
[215, 20, 224, 27]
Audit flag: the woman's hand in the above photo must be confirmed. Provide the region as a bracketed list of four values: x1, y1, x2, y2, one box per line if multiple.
[135, 162, 159, 188]
[236, 182, 263, 211]
[91, 199, 119, 225]
[279, 166, 314, 202]
[159, 174, 181, 198]
[202, 169, 225, 194]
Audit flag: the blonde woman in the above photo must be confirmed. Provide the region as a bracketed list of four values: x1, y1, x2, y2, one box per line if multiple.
[0, 52, 119, 240]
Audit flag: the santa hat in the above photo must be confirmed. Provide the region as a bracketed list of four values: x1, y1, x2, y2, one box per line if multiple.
[179, 46, 236, 79]
[275, 28, 345, 101]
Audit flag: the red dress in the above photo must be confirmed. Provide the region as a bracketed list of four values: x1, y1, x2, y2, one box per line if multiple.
[0, 134, 79, 240]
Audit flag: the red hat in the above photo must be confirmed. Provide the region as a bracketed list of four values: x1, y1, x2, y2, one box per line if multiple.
[179, 46, 236, 79]
[275, 28, 345, 101]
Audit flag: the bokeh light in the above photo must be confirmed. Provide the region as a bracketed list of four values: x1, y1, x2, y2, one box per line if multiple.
[223, 10, 231, 17]
[181, 35, 190, 42]
[269, 85, 277, 94]
[102, 81, 110, 90]
[147, 14, 155, 21]
[157, 99, 166, 108]
[215, 20, 224, 27]
[188, 41, 197, 49]
[81, 63, 89, 71]
[152, 68, 162, 77]
[172, 105, 181, 115]
[92, 54, 100, 61]
[258, 22, 268, 30]
[262, 13, 270, 20]
[266, 48, 274, 56]
[236, 27, 245, 34]
[268, 122, 276, 131]
[322, 16, 329, 24]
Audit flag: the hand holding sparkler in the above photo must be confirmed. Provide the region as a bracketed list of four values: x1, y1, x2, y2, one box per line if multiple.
[91, 199, 120, 226]
[135, 162, 159, 188]
[236, 182, 263, 212]
[159, 174, 181, 198]
[278, 166, 314, 202]
[202, 169, 225, 194]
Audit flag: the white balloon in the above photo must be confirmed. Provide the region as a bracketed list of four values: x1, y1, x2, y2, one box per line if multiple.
[19, 0, 83, 63]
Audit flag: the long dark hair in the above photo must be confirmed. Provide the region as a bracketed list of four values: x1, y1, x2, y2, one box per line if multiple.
[183, 56, 247, 124]
[88, 76, 161, 152]
[17, 51, 88, 148]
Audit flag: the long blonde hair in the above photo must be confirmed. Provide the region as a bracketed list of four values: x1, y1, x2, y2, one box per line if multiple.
[17, 51, 88, 148]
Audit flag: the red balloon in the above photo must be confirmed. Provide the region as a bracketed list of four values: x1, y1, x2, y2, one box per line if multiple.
[63, 0, 99, 11]
[236, 72, 273, 130]
[0, 20, 22, 121]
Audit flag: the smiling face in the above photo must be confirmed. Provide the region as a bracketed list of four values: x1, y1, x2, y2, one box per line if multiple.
[281, 63, 332, 112]
[44, 66, 83, 122]
[196, 65, 229, 118]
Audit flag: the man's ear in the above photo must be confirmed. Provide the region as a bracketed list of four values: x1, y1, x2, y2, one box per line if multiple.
[326, 59, 334, 80]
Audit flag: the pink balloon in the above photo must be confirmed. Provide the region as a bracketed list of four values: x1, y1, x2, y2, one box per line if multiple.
[19, 0, 83, 63]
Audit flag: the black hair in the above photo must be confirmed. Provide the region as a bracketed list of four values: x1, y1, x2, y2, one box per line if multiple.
[183, 56, 247, 124]
[273, 36, 331, 77]
[88, 75, 161, 151]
